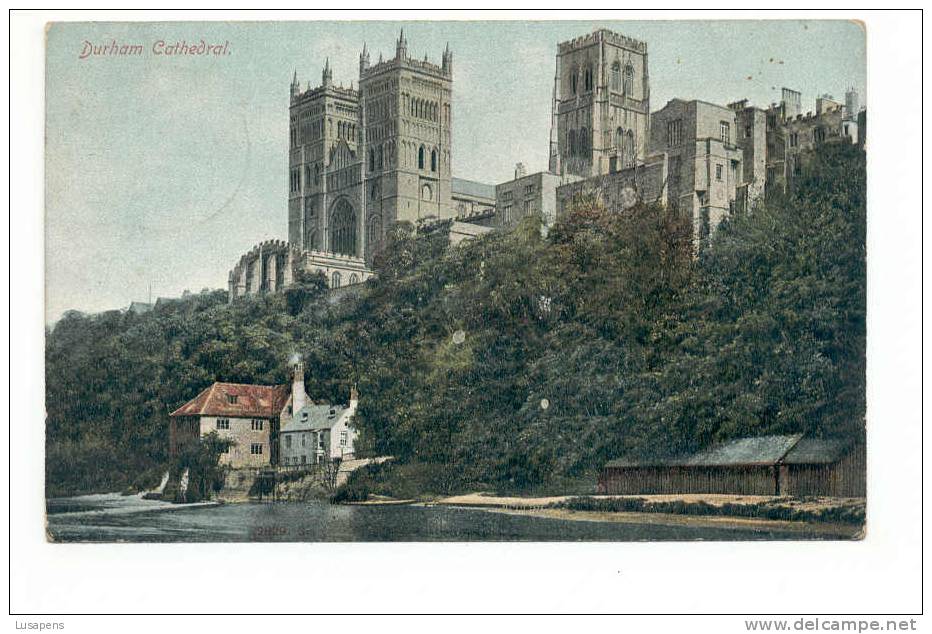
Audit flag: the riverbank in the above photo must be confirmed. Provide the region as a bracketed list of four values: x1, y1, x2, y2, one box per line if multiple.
[453, 505, 862, 538]
[409, 492, 865, 538]
[46, 493, 842, 542]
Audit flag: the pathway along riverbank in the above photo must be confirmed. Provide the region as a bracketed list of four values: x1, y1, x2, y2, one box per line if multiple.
[363, 492, 866, 539]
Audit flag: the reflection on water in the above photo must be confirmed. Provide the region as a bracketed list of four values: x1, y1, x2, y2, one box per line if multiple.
[46, 493, 836, 542]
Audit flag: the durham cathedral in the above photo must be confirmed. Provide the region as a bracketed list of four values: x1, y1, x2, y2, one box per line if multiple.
[228, 30, 482, 300]
[228, 28, 863, 301]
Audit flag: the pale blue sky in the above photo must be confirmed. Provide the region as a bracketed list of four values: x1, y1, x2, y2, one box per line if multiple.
[45, 20, 865, 322]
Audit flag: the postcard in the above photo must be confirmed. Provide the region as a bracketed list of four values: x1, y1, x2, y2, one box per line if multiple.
[44, 19, 867, 542]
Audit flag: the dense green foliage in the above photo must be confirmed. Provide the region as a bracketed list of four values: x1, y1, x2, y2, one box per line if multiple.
[46, 144, 865, 498]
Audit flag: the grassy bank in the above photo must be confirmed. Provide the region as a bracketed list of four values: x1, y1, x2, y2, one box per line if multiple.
[551, 496, 865, 525]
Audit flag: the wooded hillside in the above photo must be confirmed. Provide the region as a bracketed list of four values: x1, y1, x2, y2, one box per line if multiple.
[45, 143, 865, 497]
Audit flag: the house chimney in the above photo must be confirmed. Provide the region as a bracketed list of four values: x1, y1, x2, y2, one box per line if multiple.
[292, 361, 306, 413]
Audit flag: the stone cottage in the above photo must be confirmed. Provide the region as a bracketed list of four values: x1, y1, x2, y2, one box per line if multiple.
[279, 387, 359, 466]
[169, 362, 311, 469]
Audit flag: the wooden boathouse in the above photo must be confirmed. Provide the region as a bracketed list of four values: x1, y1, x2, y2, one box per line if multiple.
[598, 434, 865, 497]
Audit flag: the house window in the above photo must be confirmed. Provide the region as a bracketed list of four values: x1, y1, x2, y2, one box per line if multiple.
[523, 200, 532, 216]
[667, 120, 682, 147]
[318, 433, 325, 450]
[301, 455, 307, 464]
[789, 132, 799, 148]
[340, 430, 348, 447]
[251, 419, 264, 431]
[814, 127, 826, 143]
[285, 435, 292, 448]
[715, 164, 723, 181]
[502, 205, 512, 224]
[250, 443, 263, 455]
[227, 394, 238, 405]
[216, 418, 230, 430]
[720, 121, 730, 145]
[524, 184, 534, 196]
[220, 445, 231, 454]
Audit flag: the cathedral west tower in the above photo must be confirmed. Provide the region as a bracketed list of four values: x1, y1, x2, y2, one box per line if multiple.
[359, 30, 455, 260]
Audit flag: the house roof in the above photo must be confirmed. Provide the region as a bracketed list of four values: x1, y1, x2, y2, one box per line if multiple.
[782, 437, 856, 465]
[452, 177, 496, 201]
[170, 382, 291, 418]
[127, 301, 153, 314]
[281, 403, 348, 433]
[605, 434, 804, 469]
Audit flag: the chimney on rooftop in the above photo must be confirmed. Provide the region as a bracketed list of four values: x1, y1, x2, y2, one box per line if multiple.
[292, 360, 306, 413]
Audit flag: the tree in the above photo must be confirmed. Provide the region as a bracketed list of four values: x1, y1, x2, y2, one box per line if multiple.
[169, 432, 234, 502]
[284, 267, 328, 315]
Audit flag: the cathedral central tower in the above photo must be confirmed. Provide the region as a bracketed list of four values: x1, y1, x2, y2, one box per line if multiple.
[550, 29, 650, 178]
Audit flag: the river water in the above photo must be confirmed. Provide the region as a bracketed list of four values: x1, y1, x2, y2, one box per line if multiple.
[46, 493, 839, 542]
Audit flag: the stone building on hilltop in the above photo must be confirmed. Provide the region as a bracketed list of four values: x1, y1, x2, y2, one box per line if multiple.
[229, 31, 497, 302]
[550, 29, 650, 179]
[226, 26, 866, 299]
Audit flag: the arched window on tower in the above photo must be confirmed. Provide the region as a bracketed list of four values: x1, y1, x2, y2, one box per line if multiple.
[431, 148, 437, 172]
[331, 271, 341, 289]
[615, 127, 624, 153]
[568, 129, 577, 157]
[369, 149, 375, 172]
[418, 145, 425, 170]
[579, 127, 589, 156]
[611, 62, 621, 91]
[623, 64, 634, 96]
[571, 67, 578, 95]
[624, 130, 635, 167]
[585, 66, 593, 92]
[377, 145, 383, 170]
[330, 199, 357, 256]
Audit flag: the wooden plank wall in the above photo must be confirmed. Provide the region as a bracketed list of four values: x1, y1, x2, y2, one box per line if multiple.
[598, 465, 777, 495]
